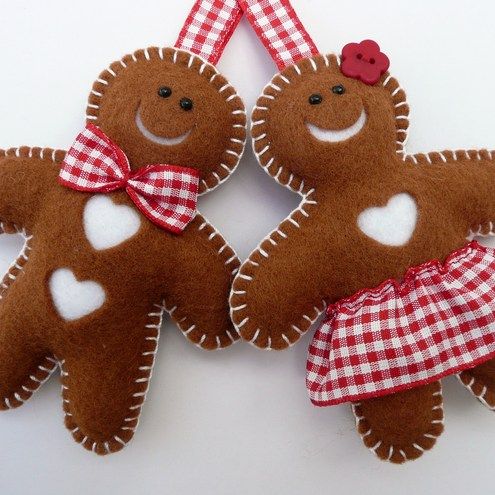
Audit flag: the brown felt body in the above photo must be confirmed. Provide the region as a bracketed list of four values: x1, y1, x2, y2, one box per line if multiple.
[0, 47, 246, 455]
[230, 53, 495, 462]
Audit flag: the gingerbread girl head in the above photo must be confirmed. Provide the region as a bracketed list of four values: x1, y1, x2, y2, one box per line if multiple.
[231, 0, 495, 464]
[250, 40, 404, 189]
[0, 0, 246, 455]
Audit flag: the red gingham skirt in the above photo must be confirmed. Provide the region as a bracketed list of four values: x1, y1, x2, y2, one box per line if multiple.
[306, 242, 495, 406]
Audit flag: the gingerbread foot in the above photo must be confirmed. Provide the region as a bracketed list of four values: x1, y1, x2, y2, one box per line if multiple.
[0, 354, 56, 411]
[458, 358, 495, 410]
[58, 307, 163, 455]
[352, 382, 444, 464]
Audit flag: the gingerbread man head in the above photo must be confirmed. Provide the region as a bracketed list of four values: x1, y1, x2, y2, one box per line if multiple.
[0, 0, 246, 456]
[232, 0, 495, 464]
[87, 46, 245, 193]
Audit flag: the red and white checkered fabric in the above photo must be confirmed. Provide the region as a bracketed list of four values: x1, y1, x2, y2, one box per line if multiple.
[238, 0, 319, 69]
[59, 124, 199, 234]
[175, 0, 243, 64]
[307, 242, 495, 406]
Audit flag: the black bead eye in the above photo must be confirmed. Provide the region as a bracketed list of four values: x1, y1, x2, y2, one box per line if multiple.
[332, 84, 345, 95]
[180, 97, 193, 111]
[309, 94, 323, 105]
[158, 86, 172, 98]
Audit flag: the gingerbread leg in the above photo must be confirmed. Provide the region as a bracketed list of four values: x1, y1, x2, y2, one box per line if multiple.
[0, 295, 56, 411]
[352, 382, 444, 464]
[458, 358, 495, 409]
[57, 307, 163, 455]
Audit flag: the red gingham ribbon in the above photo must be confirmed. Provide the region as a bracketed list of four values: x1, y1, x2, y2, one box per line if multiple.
[59, 124, 200, 234]
[307, 242, 495, 406]
[238, 0, 319, 70]
[175, 0, 243, 64]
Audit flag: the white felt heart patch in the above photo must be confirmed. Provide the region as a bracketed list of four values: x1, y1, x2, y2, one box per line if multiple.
[357, 192, 418, 246]
[83, 195, 141, 250]
[49, 268, 106, 321]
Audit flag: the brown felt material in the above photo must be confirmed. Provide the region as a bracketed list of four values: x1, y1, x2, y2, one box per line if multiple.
[0, 47, 246, 455]
[230, 53, 495, 462]
[354, 381, 443, 464]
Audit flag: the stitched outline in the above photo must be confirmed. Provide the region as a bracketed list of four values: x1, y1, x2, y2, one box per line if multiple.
[351, 381, 444, 464]
[62, 303, 164, 455]
[0, 147, 64, 410]
[249, 54, 347, 194]
[85, 47, 247, 196]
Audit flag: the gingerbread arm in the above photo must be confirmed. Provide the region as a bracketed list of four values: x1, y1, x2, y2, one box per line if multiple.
[409, 151, 495, 235]
[230, 198, 331, 350]
[161, 213, 240, 350]
[0, 147, 62, 231]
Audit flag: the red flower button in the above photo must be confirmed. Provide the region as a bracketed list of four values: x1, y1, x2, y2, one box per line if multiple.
[341, 40, 390, 85]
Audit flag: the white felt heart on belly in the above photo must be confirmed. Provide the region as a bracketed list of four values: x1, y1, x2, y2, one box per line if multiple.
[357, 193, 418, 246]
[49, 268, 106, 321]
[83, 195, 141, 250]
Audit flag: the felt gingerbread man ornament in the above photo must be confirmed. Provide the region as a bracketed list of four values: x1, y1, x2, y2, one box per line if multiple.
[231, 0, 495, 463]
[0, 0, 246, 455]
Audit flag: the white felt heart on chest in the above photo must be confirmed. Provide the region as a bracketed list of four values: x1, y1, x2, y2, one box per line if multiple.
[83, 194, 141, 250]
[49, 268, 106, 321]
[357, 192, 418, 246]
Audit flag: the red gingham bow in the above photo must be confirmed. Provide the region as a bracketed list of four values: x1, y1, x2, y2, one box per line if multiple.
[59, 124, 200, 234]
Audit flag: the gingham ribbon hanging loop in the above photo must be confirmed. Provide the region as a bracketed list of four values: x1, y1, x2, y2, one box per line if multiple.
[175, 0, 243, 64]
[238, 0, 319, 70]
[59, 124, 199, 234]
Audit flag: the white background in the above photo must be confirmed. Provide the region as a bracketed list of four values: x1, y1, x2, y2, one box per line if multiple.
[0, 0, 494, 493]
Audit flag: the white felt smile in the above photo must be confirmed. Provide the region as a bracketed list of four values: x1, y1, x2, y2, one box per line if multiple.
[84, 195, 141, 250]
[135, 107, 191, 145]
[306, 109, 367, 143]
[357, 193, 418, 246]
[49, 268, 106, 321]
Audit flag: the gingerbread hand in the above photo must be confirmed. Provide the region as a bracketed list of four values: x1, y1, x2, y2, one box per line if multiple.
[0, 147, 63, 232]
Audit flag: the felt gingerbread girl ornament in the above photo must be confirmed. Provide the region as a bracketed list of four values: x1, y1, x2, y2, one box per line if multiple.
[0, 0, 246, 455]
[231, 0, 495, 463]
